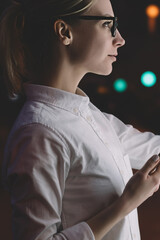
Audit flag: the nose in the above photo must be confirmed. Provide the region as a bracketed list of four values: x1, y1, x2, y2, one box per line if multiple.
[113, 29, 125, 48]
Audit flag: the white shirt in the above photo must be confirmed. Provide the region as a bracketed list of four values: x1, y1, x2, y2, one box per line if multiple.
[2, 84, 160, 240]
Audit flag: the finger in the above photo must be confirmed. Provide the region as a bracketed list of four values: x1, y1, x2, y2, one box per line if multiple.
[152, 162, 160, 176]
[149, 162, 160, 175]
[141, 155, 160, 175]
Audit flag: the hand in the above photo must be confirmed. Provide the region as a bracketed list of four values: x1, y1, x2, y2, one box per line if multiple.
[121, 155, 160, 214]
[87, 155, 160, 240]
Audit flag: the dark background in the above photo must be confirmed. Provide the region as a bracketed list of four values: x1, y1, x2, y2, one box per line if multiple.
[0, 0, 160, 239]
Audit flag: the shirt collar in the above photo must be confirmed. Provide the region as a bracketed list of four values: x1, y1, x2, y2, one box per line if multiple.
[24, 84, 90, 114]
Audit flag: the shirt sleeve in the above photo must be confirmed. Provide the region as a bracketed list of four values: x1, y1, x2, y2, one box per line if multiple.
[5, 123, 95, 240]
[103, 113, 160, 169]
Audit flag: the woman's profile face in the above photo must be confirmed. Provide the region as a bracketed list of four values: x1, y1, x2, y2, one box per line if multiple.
[70, 0, 125, 76]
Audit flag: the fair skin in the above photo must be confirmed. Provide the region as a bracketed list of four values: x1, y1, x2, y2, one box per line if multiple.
[86, 155, 160, 239]
[46, 0, 160, 239]
[49, 0, 125, 93]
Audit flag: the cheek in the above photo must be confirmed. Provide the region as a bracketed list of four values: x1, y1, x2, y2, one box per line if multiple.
[81, 38, 109, 61]
[70, 25, 111, 67]
[69, 38, 92, 64]
[84, 36, 111, 64]
[81, 28, 111, 60]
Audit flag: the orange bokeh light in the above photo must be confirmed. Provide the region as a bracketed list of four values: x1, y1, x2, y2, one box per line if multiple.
[97, 86, 108, 94]
[146, 5, 160, 18]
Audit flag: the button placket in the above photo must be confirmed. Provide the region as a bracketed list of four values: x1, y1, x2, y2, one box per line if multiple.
[73, 108, 79, 115]
[86, 115, 92, 122]
[92, 120, 128, 184]
[81, 109, 129, 186]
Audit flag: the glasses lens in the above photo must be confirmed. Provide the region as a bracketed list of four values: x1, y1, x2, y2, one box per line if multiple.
[112, 18, 118, 37]
[108, 20, 114, 29]
[113, 18, 118, 37]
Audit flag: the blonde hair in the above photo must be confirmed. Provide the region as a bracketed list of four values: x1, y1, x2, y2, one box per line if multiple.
[0, 0, 96, 97]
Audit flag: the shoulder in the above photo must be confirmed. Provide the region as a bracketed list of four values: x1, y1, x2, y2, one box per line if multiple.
[7, 122, 70, 156]
[2, 122, 71, 189]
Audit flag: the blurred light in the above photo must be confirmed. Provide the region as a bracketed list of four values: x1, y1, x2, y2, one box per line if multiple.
[146, 5, 159, 33]
[97, 86, 108, 94]
[147, 18, 156, 33]
[146, 5, 159, 18]
[113, 79, 127, 92]
[141, 71, 157, 87]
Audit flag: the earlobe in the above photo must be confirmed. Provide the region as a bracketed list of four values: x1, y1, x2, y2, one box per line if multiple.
[63, 39, 70, 46]
[54, 20, 73, 46]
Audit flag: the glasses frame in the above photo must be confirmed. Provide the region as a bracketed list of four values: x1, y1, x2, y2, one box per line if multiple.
[60, 15, 118, 37]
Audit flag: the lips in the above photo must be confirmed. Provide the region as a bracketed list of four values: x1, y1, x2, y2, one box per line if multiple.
[108, 55, 117, 61]
[108, 54, 118, 57]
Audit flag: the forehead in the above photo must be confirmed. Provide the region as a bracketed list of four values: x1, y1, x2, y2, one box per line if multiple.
[87, 0, 114, 16]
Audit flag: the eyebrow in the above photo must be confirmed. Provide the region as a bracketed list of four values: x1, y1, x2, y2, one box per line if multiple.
[103, 14, 114, 17]
[78, 16, 116, 21]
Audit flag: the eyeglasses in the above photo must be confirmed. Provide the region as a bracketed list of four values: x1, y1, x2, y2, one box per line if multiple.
[60, 15, 118, 37]
[77, 16, 118, 37]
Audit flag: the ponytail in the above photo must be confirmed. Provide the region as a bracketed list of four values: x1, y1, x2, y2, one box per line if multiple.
[0, 2, 26, 97]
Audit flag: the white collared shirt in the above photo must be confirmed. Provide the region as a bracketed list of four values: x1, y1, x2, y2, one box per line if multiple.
[2, 84, 160, 240]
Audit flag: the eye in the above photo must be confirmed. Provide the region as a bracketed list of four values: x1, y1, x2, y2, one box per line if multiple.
[103, 21, 112, 28]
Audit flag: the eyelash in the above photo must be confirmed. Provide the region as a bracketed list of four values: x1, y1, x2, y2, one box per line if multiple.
[103, 21, 112, 28]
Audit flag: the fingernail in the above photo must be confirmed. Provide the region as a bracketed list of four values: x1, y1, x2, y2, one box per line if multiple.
[153, 155, 159, 162]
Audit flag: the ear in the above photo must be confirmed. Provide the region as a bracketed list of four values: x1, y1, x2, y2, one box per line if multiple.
[54, 20, 73, 46]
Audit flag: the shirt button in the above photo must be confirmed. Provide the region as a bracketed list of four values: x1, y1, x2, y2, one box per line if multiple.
[120, 169, 124, 175]
[133, 233, 136, 238]
[86, 116, 92, 122]
[73, 108, 79, 114]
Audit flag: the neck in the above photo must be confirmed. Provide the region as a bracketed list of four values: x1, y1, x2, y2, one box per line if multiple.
[45, 51, 86, 94]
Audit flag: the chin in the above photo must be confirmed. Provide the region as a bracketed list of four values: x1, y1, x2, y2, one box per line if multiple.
[88, 62, 114, 76]
[94, 66, 113, 76]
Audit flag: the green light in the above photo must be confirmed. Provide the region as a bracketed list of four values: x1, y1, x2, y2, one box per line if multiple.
[141, 71, 157, 87]
[113, 79, 127, 92]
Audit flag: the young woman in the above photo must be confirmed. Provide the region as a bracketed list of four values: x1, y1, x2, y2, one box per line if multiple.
[1, 0, 160, 240]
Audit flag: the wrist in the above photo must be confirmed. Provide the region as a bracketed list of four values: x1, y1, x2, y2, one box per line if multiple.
[118, 193, 135, 217]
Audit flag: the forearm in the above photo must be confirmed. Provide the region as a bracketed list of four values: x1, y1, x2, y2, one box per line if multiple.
[87, 195, 129, 240]
[87, 155, 160, 240]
